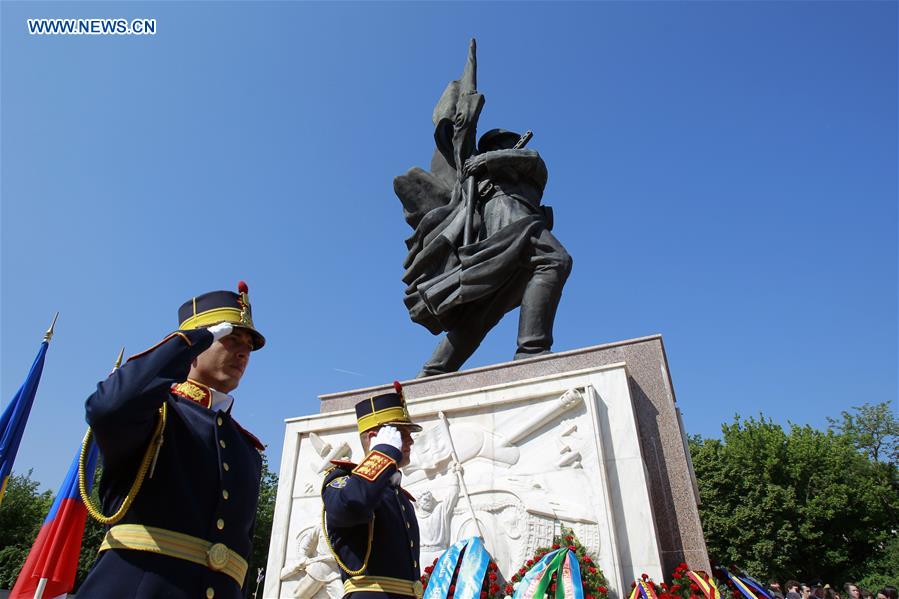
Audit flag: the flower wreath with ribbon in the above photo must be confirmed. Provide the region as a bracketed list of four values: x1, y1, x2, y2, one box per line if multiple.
[506, 529, 609, 599]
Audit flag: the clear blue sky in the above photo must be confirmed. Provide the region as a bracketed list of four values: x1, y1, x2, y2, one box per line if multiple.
[2, 1, 896, 492]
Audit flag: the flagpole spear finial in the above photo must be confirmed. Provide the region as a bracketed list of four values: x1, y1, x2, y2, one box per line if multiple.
[114, 347, 125, 370]
[43, 312, 59, 343]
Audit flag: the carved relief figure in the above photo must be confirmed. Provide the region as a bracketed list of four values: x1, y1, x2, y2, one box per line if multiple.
[279, 525, 342, 599]
[416, 473, 460, 568]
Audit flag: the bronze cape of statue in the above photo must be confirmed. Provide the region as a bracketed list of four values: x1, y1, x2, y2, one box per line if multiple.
[394, 39, 572, 378]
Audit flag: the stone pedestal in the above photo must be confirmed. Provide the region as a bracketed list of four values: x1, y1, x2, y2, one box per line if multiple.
[264, 336, 709, 599]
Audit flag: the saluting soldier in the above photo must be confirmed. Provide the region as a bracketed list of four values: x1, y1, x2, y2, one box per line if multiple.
[78, 282, 266, 599]
[322, 383, 423, 599]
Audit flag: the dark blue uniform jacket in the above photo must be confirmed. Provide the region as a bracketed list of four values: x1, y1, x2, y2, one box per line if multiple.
[322, 445, 421, 599]
[78, 328, 262, 599]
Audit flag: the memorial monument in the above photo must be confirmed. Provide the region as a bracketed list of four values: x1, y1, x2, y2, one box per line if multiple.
[264, 41, 709, 599]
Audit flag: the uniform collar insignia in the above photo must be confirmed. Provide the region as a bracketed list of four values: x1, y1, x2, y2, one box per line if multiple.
[172, 379, 212, 408]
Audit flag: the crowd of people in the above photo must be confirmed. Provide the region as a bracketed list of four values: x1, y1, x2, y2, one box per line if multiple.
[765, 581, 897, 599]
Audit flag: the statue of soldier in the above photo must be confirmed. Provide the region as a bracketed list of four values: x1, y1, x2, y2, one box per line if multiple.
[394, 39, 572, 377]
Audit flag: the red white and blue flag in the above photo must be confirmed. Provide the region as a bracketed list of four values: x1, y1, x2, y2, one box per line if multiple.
[10, 444, 99, 599]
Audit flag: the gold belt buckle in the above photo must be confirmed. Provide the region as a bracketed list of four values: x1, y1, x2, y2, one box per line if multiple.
[413, 580, 424, 598]
[207, 543, 229, 571]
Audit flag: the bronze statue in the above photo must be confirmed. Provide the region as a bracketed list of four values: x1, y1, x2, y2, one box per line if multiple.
[395, 39, 572, 377]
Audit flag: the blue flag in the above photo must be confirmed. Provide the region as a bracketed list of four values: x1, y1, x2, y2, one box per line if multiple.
[0, 340, 50, 505]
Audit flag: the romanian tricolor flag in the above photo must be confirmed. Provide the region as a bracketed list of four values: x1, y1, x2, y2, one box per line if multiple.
[10, 444, 99, 599]
[629, 581, 660, 599]
[721, 569, 773, 599]
[0, 337, 50, 506]
[686, 571, 721, 599]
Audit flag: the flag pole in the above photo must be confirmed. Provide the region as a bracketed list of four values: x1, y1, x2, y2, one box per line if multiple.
[33, 577, 48, 599]
[33, 316, 61, 599]
[43, 312, 59, 343]
[437, 411, 482, 537]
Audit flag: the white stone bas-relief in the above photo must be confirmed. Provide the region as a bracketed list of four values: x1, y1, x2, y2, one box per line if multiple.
[265, 365, 665, 599]
[278, 524, 342, 599]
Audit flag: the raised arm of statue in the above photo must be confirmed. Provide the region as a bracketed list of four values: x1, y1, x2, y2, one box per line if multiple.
[445, 467, 461, 514]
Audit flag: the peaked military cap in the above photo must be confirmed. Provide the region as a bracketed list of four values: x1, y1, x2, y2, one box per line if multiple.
[355, 381, 422, 434]
[178, 281, 265, 350]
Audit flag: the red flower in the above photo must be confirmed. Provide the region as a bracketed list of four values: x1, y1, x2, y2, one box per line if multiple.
[480, 593, 487, 599]
[550, 584, 557, 592]
[421, 577, 427, 584]
[588, 567, 597, 574]
[587, 595, 596, 599]
[450, 586, 456, 593]
[489, 573, 497, 582]
[519, 568, 526, 576]
[642, 574, 649, 581]
[425, 566, 434, 574]
[490, 585, 500, 594]
[690, 583, 699, 591]
[527, 560, 534, 567]
[671, 585, 682, 592]
[733, 592, 741, 599]
[565, 536, 573, 542]
[662, 584, 669, 590]
[679, 563, 688, 569]
[505, 585, 514, 594]
[632, 583, 637, 588]
[598, 587, 607, 594]
[584, 556, 592, 564]
[552, 544, 561, 549]
[568, 545, 577, 551]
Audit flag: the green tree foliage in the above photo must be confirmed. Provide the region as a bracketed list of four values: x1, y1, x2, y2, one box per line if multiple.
[827, 401, 898, 465]
[858, 534, 899, 590]
[689, 405, 898, 585]
[0, 471, 53, 588]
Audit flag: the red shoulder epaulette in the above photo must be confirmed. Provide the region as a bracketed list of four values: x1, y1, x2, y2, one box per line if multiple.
[233, 418, 265, 451]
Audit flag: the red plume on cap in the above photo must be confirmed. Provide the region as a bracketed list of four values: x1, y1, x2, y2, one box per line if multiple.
[237, 281, 248, 294]
[393, 380, 403, 394]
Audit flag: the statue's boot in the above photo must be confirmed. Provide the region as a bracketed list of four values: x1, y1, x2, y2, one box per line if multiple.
[514, 271, 567, 360]
[418, 333, 478, 378]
